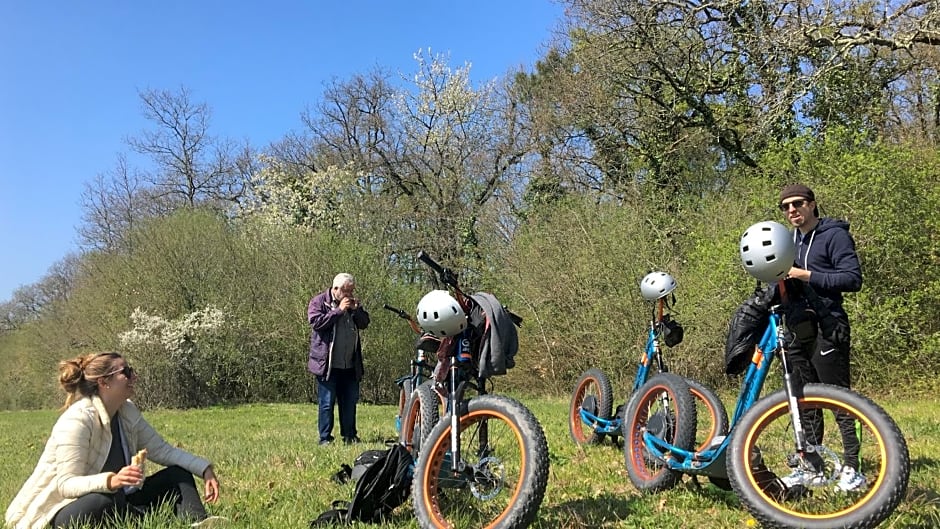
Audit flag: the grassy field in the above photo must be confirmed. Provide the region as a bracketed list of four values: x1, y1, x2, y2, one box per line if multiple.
[2, 393, 939, 528]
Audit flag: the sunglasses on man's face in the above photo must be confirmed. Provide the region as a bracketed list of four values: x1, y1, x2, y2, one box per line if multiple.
[107, 365, 136, 379]
[778, 199, 807, 212]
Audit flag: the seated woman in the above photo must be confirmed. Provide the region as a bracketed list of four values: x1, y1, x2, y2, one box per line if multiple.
[5, 352, 222, 528]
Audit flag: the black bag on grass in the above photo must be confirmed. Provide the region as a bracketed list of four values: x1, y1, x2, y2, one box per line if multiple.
[311, 443, 414, 526]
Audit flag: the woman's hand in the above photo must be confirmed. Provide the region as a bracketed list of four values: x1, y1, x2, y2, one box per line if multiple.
[203, 466, 220, 503]
[108, 465, 144, 489]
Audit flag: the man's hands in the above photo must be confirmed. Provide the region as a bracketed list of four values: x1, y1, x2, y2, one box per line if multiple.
[339, 297, 359, 312]
[787, 266, 812, 282]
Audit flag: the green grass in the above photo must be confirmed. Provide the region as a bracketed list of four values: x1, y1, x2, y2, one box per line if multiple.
[2, 394, 939, 528]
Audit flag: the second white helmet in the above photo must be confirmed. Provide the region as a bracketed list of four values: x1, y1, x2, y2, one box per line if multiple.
[640, 272, 677, 300]
[739, 221, 795, 283]
[416, 290, 468, 337]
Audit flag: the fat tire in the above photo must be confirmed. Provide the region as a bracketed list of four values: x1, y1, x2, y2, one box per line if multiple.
[569, 368, 614, 445]
[684, 377, 729, 451]
[396, 380, 412, 433]
[727, 383, 910, 529]
[413, 394, 550, 529]
[400, 380, 442, 456]
[623, 373, 696, 492]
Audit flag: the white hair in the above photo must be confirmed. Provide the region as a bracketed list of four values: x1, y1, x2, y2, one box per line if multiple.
[332, 273, 355, 289]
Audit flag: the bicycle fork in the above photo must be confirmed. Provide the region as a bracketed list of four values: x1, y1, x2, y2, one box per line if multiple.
[775, 310, 821, 468]
[446, 337, 491, 477]
[447, 337, 473, 475]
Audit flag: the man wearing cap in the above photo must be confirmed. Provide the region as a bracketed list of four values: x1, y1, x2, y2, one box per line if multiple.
[777, 184, 865, 491]
[307, 273, 370, 446]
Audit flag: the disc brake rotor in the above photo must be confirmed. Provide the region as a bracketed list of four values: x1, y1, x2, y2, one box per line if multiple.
[470, 456, 505, 500]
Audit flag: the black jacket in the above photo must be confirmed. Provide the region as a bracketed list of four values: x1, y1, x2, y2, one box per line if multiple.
[793, 218, 862, 315]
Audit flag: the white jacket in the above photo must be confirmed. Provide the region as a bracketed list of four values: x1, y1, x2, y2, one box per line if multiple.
[5, 395, 211, 529]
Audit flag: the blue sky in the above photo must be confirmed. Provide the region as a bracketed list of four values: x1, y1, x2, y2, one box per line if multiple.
[0, 1, 564, 302]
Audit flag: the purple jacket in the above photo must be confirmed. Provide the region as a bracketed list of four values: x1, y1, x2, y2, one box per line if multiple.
[307, 288, 370, 380]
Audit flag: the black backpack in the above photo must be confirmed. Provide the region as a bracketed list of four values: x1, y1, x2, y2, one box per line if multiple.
[311, 443, 414, 526]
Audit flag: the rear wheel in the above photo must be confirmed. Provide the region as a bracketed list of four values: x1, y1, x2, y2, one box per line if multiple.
[569, 368, 614, 445]
[396, 377, 414, 433]
[413, 394, 549, 529]
[684, 378, 729, 451]
[727, 384, 910, 529]
[401, 381, 443, 457]
[622, 373, 696, 492]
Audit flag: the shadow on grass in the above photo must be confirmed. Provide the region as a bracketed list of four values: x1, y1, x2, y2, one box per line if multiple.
[907, 486, 940, 509]
[897, 487, 940, 529]
[679, 476, 741, 508]
[910, 456, 940, 472]
[538, 492, 636, 527]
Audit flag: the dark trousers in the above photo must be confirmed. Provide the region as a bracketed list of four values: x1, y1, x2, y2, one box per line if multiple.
[51, 465, 207, 528]
[317, 368, 360, 442]
[786, 315, 861, 469]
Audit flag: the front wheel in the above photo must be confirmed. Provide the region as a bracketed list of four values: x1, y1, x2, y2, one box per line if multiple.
[569, 368, 614, 445]
[622, 373, 697, 492]
[727, 383, 910, 529]
[413, 394, 550, 529]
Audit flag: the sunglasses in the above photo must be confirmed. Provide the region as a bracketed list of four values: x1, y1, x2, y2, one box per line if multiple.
[778, 199, 808, 211]
[106, 365, 136, 378]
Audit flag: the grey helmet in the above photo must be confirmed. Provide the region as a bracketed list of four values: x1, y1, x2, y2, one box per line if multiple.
[416, 290, 468, 337]
[640, 272, 678, 300]
[739, 221, 795, 283]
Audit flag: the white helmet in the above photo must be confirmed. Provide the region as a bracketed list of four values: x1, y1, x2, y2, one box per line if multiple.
[416, 290, 468, 337]
[640, 272, 677, 300]
[739, 221, 795, 283]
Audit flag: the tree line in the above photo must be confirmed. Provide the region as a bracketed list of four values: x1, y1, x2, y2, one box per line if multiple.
[2, 0, 938, 409]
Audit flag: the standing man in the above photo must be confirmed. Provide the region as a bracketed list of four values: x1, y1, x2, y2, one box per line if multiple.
[777, 183, 865, 491]
[308, 273, 370, 446]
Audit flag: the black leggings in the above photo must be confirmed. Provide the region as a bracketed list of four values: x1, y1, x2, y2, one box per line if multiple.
[51, 465, 207, 528]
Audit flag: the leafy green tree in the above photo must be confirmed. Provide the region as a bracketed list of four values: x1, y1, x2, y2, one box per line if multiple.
[521, 0, 940, 200]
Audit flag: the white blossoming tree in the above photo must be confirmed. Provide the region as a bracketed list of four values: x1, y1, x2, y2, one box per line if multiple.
[119, 306, 226, 407]
[242, 50, 532, 275]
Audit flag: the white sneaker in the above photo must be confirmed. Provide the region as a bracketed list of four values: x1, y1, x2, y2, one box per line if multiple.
[780, 468, 826, 489]
[836, 465, 867, 492]
[191, 515, 229, 528]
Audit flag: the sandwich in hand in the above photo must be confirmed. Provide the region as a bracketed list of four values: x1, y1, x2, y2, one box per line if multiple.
[131, 448, 148, 467]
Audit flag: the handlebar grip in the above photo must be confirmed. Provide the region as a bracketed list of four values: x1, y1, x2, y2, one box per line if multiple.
[382, 303, 411, 320]
[417, 250, 460, 289]
[417, 250, 444, 274]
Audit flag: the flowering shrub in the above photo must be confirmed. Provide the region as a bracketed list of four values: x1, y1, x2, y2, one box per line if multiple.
[119, 305, 226, 355]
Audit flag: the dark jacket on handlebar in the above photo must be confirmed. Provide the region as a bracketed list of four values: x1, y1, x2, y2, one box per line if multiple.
[469, 293, 518, 378]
